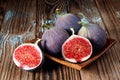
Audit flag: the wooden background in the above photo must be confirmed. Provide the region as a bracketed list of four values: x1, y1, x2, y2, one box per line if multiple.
[0, 0, 120, 80]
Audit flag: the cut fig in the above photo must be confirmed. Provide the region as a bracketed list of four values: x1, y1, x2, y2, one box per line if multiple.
[13, 39, 43, 70]
[62, 28, 92, 63]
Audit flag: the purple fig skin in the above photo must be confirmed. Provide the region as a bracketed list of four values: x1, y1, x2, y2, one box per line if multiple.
[41, 27, 69, 56]
[55, 13, 81, 35]
[78, 23, 107, 52]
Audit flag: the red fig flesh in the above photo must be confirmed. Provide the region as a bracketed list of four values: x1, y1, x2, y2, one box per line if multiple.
[13, 40, 43, 70]
[62, 29, 92, 63]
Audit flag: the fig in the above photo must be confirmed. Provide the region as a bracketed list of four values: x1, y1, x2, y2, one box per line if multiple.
[13, 39, 43, 70]
[78, 18, 107, 52]
[62, 28, 93, 63]
[41, 27, 69, 56]
[55, 13, 81, 35]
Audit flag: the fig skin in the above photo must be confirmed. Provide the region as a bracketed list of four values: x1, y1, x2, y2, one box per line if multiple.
[78, 23, 107, 52]
[41, 27, 69, 56]
[55, 13, 81, 35]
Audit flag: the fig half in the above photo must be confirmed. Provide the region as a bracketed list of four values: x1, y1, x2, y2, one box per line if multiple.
[62, 28, 93, 63]
[13, 39, 43, 70]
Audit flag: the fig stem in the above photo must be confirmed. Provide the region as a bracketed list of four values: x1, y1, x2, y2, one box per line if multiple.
[70, 28, 75, 35]
[78, 21, 86, 27]
[77, 12, 89, 25]
[35, 38, 42, 45]
[42, 23, 50, 30]
[56, 8, 61, 15]
[78, 13, 86, 18]
[78, 18, 89, 27]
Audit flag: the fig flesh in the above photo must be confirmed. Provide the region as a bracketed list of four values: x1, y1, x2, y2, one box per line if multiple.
[55, 13, 81, 34]
[13, 39, 43, 70]
[62, 28, 92, 63]
[41, 27, 69, 56]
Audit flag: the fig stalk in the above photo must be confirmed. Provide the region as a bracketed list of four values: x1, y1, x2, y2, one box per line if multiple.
[35, 38, 42, 45]
[70, 28, 75, 35]
[56, 8, 61, 15]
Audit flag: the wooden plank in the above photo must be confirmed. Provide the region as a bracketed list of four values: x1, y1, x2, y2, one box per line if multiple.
[0, 0, 119, 80]
[0, 0, 36, 80]
[95, 0, 120, 80]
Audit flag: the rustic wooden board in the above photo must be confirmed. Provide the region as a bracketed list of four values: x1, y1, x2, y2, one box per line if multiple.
[0, 0, 120, 80]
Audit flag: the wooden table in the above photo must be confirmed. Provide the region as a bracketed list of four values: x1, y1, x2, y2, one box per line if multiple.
[0, 0, 120, 80]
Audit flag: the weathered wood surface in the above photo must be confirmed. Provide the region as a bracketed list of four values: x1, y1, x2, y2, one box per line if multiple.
[0, 0, 120, 80]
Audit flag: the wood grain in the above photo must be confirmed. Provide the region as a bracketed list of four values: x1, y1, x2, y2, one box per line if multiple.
[0, 0, 120, 80]
[95, 0, 120, 80]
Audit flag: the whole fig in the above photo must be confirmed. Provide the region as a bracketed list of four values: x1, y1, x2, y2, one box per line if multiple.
[41, 27, 69, 56]
[55, 13, 81, 35]
[78, 19, 107, 52]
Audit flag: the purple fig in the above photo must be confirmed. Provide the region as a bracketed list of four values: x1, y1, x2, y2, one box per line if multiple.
[55, 13, 81, 35]
[41, 27, 69, 56]
[78, 19, 107, 52]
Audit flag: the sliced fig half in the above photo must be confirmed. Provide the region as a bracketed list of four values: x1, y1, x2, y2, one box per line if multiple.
[13, 39, 43, 70]
[62, 28, 92, 63]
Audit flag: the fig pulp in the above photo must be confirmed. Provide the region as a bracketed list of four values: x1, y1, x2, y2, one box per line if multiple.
[13, 39, 43, 70]
[62, 28, 92, 63]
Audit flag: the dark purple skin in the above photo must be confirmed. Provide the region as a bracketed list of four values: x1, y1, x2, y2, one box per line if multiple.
[55, 13, 81, 35]
[41, 27, 69, 56]
[78, 23, 107, 53]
